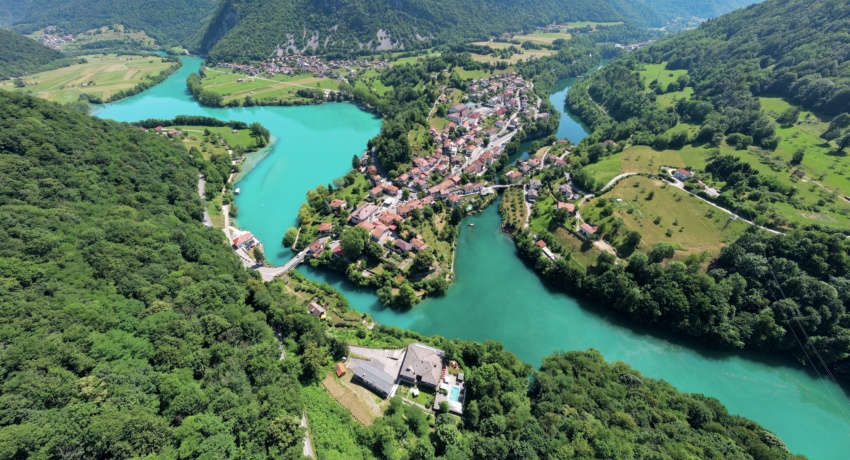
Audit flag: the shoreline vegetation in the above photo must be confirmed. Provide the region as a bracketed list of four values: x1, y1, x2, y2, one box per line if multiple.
[526, 0, 850, 379]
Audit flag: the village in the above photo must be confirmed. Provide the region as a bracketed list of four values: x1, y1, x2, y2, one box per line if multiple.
[35, 28, 75, 50]
[214, 53, 389, 81]
[216, 66, 593, 307]
[278, 71, 588, 303]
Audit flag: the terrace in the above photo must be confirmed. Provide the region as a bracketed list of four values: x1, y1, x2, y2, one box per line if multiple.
[433, 371, 466, 415]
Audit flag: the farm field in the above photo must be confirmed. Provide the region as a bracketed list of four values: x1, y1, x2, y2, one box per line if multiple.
[201, 68, 340, 104]
[513, 30, 572, 44]
[321, 371, 384, 426]
[0, 54, 172, 103]
[584, 143, 709, 187]
[468, 46, 557, 65]
[499, 187, 528, 234]
[581, 176, 749, 258]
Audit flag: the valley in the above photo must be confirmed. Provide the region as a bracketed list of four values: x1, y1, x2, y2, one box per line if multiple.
[1, 0, 849, 458]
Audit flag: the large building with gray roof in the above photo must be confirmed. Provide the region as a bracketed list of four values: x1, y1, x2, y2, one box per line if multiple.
[398, 343, 445, 389]
[351, 360, 397, 398]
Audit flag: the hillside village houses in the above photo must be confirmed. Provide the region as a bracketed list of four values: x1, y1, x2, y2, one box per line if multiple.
[214, 53, 389, 82]
[346, 343, 467, 415]
[295, 67, 576, 301]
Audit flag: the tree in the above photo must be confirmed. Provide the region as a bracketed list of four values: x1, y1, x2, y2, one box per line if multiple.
[791, 148, 805, 165]
[352, 154, 361, 169]
[397, 282, 419, 308]
[253, 246, 265, 264]
[411, 250, 435, 274]
[282, 227, 298, 247]
[341, 226, 369, 259]
[649, 243, 676, 262]
[266, 415, 304, 453]
[624, 230, 642, 248]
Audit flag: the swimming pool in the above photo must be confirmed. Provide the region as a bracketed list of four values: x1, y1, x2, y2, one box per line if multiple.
[449, 386, 460, 402]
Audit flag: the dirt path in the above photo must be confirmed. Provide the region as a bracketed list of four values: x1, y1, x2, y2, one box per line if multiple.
[321, 372, 381, 426]
[586, 84, 608, 116]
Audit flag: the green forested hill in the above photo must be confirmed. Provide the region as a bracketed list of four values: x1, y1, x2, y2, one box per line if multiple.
[6, 0, 219, 45]
[0, 29, 69, 79]
[609, 0, 759, 26]
[570, 0, 850, 142]
[0, 91, 309, 458]
[198, 0, 626, 61]
[554, 0, 850, 378]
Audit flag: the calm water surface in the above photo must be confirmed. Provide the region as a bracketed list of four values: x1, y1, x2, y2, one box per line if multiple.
[97, 60, 850, 458]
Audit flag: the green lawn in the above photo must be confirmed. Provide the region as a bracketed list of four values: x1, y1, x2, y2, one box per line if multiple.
[0, 54, 172, 103]
[201, 69, 340, 104]
[171, 125, 260, 159]
[583, 155, 625, 187]
[513, 31, 572, 44]
[639, 63, 688, 90]
[552, 227, 601, 268]
[454, 68, 491, 80]
[657, 87, 694, 108]
[582, 176, 749, 258]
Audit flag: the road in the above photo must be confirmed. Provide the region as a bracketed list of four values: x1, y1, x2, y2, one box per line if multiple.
[598, 172, 639, 193]
[659, 169, 784, 235]
[301, 412, 315, 459]
[198, 174, 213, 227]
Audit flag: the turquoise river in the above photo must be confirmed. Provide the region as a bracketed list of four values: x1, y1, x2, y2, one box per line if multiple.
[96, 57, 850, 458]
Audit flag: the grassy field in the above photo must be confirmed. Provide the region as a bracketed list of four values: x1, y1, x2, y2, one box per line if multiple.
[639, 63, 688, 90]
[563, 21, 624, 29]
[322, 371, 383, 426]
[553, 227, 601, 268]
[656, 87, 694, 108]
[207, 195, 225, 228]
[585, 143, 710, 187]
[468, 46, 557, 65]
[499, 187, 528, 233]
[0, 54, 172, 103]
[170, 125, 259, 159]
[454, 67, 491, 80]
[408, 124, 432, 156]
[201, 69, 340, 104]
[582, 176, 749, 258]
[513, 30, 572, 44]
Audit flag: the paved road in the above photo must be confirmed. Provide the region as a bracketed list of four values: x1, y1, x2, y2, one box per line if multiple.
[598, 172, 639, 193]
[660, 169, 783, 235]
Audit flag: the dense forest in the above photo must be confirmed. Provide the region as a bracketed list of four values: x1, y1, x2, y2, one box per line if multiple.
[0, 29, 76, 79]
[0, 88, 803, 458]
[197, 0, 628, 62]
[516, 225, 850, 377]
[608, 0, 758, 27]
[6, 0, 219, 45]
